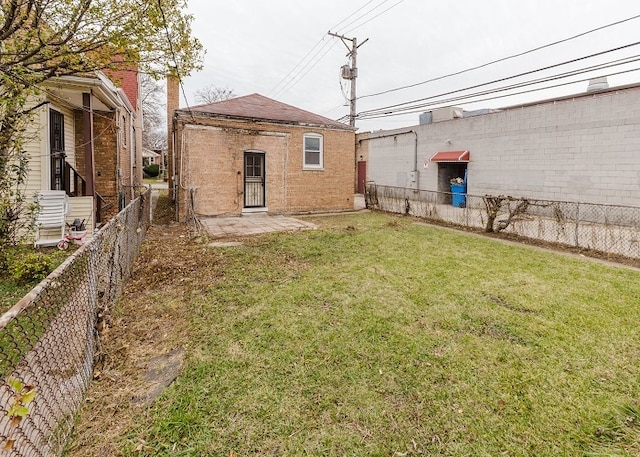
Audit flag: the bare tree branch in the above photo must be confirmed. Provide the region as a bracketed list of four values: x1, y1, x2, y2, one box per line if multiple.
[194, 85, 236, 104]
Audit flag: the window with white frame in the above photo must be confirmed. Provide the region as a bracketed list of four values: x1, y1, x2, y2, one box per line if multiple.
[303, 133, 323, 169]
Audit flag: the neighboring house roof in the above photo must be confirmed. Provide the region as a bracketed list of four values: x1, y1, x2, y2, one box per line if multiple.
[179, 93, 353, 130]
[45, 71, 134, 113]
[142, 148, 161, 159]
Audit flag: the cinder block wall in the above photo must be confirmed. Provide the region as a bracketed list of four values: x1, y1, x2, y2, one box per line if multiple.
[175, 116, 355, 221]
[363, 130, 418, 189]
[364, 86, 640, 206]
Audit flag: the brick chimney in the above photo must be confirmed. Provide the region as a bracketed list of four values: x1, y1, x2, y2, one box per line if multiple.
[106, 67, 139, 108]
[166, 70, 180, 198]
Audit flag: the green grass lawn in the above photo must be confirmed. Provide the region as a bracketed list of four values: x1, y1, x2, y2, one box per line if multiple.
[125, 213, 640, 456]
[0, 246, 70, 314]
[0, 280, 31, 313]
[143, 177, 165, 185]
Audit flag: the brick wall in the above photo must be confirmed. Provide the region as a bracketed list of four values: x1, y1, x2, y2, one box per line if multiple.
[72, 107, 131, 219]
[166, 74, 180, 199]
[364, 85, 640, 206]
[93, 111, 118, 207]
[175, 115, 355, 221]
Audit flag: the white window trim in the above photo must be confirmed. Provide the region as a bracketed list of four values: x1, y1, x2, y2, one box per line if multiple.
[303, 133, 324, 170]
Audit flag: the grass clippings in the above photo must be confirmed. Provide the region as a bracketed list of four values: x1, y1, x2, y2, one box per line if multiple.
[67, 209, 640, 456]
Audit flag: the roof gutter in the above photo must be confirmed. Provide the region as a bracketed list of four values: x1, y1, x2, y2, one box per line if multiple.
[47, 73, 127, 111]
[174, 109, 354, 131]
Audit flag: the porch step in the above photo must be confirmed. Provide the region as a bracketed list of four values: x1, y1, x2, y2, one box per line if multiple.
[242, 208, 269, 216]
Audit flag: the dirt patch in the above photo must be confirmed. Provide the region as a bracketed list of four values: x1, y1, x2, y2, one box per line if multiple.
[482, 292, 540, 315]
[132, 348, 186, 407]
[65, 196, 227, 457]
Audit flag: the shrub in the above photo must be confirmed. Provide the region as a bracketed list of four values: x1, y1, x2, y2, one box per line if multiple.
[143, 163, 160, 178]
[8, 251, 55, 284]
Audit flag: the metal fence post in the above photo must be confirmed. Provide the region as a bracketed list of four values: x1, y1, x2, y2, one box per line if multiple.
[574, 202, 580, 248]
[369, 184, 639, 260]
[465, 197, 469, 228]
[0, 189, 152, 456]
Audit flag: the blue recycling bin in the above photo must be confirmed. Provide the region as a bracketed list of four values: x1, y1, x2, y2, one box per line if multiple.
[450, 183, 466, 207]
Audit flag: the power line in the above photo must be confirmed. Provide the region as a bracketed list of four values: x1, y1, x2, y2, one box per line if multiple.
[267, 0, 380, 98]
[330, 0, 378, 32]
[334, 0, 394, 35]
[358, 40, 640, 117]
[271, 41, 339, 99]
[156, 0, 193, 116]
[357, 64, 640, 120]
[343, 0, 406, 35]
[418, 54, 640, 112]
[269, 0, 406, 100]
[359, 66, 640, 120]
[358, 12, 640, 100]
[266, 37, 327, 97]
[327, 32, 368, 127]
[357, 61, 640, 118]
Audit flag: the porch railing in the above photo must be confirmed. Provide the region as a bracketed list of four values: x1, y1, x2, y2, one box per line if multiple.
[63, 161, 86, 197]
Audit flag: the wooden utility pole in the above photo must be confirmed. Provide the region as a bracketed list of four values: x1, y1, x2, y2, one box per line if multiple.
[328, 31, 368, 127]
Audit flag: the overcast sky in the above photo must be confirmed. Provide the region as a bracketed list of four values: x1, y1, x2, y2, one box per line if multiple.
[180, 0, 640, 132]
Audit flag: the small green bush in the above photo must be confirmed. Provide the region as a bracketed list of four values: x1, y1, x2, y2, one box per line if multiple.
[8, 251, 55, 284]
[0, 246, 8, 272]
[143, 163, 160, 178]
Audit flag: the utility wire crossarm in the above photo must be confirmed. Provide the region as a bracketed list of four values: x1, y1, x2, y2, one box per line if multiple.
[327, 31, 368, 127]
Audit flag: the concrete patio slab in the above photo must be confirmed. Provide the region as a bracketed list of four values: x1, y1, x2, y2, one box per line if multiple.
[199, 214, 317, 239]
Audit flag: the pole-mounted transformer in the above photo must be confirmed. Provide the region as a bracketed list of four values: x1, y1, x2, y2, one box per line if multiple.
[328, 31, 368, 127]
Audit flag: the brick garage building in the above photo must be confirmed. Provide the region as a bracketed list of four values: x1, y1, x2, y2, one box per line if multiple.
[168, 93, 355, 221]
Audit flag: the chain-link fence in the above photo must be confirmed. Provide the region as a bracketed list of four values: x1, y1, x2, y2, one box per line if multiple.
[365, 183, 640, 260]
[0, 188, 152, 456]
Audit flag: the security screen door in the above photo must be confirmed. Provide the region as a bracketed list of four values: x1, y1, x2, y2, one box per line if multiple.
[244, 152, 265, 208]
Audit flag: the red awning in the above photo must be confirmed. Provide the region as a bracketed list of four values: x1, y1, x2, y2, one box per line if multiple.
[429, 150, 470, 162]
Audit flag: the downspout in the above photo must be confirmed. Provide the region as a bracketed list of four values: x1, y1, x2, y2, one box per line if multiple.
[171, 115, 177, 198]
[116, 107, 124, 211]
[410, 130, 418, 191]
[116, 88, 136, 203]
[175, 121, 185, 222]
[130, 114, 135, 202]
